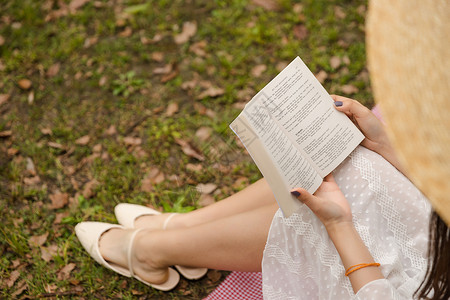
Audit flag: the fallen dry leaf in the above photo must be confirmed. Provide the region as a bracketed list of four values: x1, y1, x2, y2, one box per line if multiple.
[47, 141, 64, 149]
[82, 179, 99, 199]
[24, 176, 41, 185]
[236, 87, 255, 102]
[119, 27, 132, 38]
[49, 192, 69, 209]
[69, 0, 89, 11]
[46, 63, 60, 77]
[123, 136, 142, 146]
[0, 94, 10, 106]
[0, 130, 12, 137]
[0, 35, 4, 46]
[207, 270, 222, 283]
[197, 87, 225, 100]
[251, 0, 280, 10]
[141, 168, 165, 192]
[334, 6, 346, 19]
[28, 91, 34, 104]
[161, 67, 179, 83]
[105, 125, 117, 135]
[175, 138, 204, 161]
[189, 40, 207, 56]
[315, 70, 328, 84]
[11, 279, 27, 297]
[330, 56, 341, 69]
[293, 24, 308, 40]
[276, 61, 289, 72]
[57, 263, 76, 281]
[98, 75, 107, 86]
[195, 127, 212, 141]
[341, 84, 359, 94]
[26, 157, 36, 175]
[251, 64, 267, 77]
[151, 52, 164, 62]
[29, 232, 49, 247]
[40, 244, 59, 262]
[7, 148, 19, 156]
[174, 21, 197, 44]
[18, 79, 32, 90]
[199, 194, 215, 207]
[153, 64, 172, 75]
[40, 128, 52, 135]
[165, 103, 179, 116]
[196, 183, 217, 194]
[6, 270, 20, 289]
[75, 135, 90, 145]
[232, 177, 249, 189]
[186, 163, 202, 172]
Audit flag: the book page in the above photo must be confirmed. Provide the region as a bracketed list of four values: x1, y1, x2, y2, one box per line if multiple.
[251, 57, 364, 177]
[230, 115, 315, 216]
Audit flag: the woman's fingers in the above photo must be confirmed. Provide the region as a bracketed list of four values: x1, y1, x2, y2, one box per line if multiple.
[331, 94, 371, 119]
[291, 188, 321, 212]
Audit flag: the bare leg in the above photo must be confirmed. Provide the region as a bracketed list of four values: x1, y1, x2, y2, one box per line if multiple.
[100, 203, 278, 284]
[136, 178, 276, 229]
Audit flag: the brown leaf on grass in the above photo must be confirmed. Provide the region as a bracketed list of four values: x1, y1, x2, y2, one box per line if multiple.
[151, 52, 164, 62]
[7, 148, 19, 156]
[40, 128, 52, 135]
[196, 183, 217, 194]
[141, 168, 165, 192]
[123, 136, 142, 146]
[24, 176, 41, 185]
[28, 91, 34, 104]
[47, 141, 64, 149]
[0, 94, 10, 106]
[189, 40, 207, 57]
[207, 270, 222, 283]
[293, 24, 308, 40]
[161, 67, 179, 83]
[330, 56, 341, 69]
[105, 125, 117, 135]
[29, 232, 49, 247]
[315, 70, 328, 84]
[75, 135, 90, 145]
[0, 130, 12, 137]
[197, 87, 225, 100]
[98, 75, 107, 86]
[57, 263, 76, 281]
[232, 177, 249, 189]
[49, 192, 69, 209]
[44, 283, 57, 293]
[165, 103, 179, 116]
[195, 126, 212, 141]
[251, 64, 267, 77]
[175, 138, 205, 161]
[276, 61, 289, 72]
[119, 27, 132, 38]
[82, 179, 99, 199]
[84, 36, 98, 48]
[186, 163, 202, 172]
[236, 87, 255, 102]
[46, 63, 60, 77]
[6, 270, 20, 288]
[334, 6, 346, 19]
[153, 64, 172, 75]
[18, 79, 32, 90]
[341, 84, 359, 94]
[26, 157, 36, 175]
[69, 0, 89, 12]
[199, 194, 215, 207]
[251, 0, 280, 11]
[92, 144, 102, 153]
[0, 35, 4, 46]
[11, 279, 27, 297]
[174, 21, 197, 44]
[54, 212, 70, 224]
[40, 244, 59, 262]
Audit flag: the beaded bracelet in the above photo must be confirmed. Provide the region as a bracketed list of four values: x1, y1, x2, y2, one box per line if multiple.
[345, 263, 380, 276]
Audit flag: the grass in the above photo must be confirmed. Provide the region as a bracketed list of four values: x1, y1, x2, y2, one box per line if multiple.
[0, 0, 369, 298]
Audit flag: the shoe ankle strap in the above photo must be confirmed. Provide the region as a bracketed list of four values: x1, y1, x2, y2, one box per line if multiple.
[162, 213, 178, 230]
[127, 228, 144, 277]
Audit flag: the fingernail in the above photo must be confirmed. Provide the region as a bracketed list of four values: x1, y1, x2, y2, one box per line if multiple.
[290, 190, 301, 197]
[334, 101, 343, 107]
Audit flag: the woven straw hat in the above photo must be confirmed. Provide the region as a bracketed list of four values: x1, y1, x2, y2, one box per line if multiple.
[366, 0, 450, 226]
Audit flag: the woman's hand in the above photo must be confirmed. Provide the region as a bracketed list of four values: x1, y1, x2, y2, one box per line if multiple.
[291, 174, 352, 229]
[331, 95, 406, 175]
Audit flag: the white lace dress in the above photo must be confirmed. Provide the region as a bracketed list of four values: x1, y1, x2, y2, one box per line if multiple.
[262, 146, 431, 299]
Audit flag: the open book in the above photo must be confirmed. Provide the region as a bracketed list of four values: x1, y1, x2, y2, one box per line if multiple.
[230, 57, 364, 217]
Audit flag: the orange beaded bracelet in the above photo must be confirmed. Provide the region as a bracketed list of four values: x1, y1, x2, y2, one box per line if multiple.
[345, 263, 380, 276]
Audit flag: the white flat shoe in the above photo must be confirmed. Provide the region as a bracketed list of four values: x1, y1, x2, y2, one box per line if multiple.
[75, 221, 180, 291]
[114, 203, 208, 280]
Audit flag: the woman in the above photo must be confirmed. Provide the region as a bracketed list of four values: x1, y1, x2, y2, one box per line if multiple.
[76, 0, 450, 297]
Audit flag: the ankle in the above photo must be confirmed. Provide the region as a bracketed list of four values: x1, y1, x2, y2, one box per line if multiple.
[133, 229, 167, 270]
